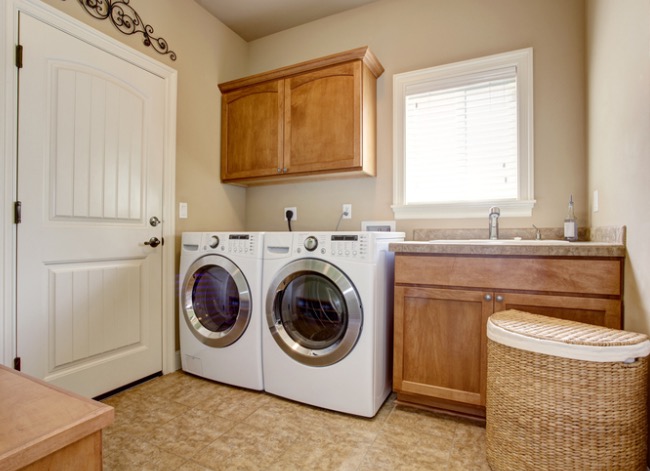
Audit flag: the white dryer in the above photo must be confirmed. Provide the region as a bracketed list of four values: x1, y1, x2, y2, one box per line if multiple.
[179, 232, 264, 390]
[262, 231, 405, 417]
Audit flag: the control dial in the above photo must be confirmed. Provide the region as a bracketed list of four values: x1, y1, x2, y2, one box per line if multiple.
[304, 236, 318, 251]
[208, 235, 220, 249]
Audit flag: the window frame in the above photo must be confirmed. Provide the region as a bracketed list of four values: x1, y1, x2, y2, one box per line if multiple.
[392, 48, 535, 219]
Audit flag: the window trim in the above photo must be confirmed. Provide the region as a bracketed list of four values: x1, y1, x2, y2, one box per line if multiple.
[392, 48, 535, 219]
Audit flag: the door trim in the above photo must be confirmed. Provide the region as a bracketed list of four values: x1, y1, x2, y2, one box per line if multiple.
[1, 0, 177, 375]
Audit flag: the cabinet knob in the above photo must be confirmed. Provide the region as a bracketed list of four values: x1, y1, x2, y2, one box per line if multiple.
[484, 294, 492, 301]
[277, 168, 282, 173]
[496, 295, 504, 302]
[283, 167, 288, 173]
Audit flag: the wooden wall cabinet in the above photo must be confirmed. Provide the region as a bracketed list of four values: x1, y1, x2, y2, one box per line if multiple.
[218, 47, 383, 185]
[393, 254, 624, 418]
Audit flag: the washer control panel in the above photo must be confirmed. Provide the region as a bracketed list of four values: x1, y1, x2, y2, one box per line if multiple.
[200, 233, 261, 256]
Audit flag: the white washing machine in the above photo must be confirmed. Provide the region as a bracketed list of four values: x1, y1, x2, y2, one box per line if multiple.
[179, 232, 264, 390]
[262, 231, 405, 417]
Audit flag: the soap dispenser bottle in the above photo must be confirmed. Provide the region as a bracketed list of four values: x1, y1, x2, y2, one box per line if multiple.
[564, 195, 578, 241]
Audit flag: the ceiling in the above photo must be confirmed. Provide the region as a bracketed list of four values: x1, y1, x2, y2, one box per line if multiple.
[194, 0, 381, 41]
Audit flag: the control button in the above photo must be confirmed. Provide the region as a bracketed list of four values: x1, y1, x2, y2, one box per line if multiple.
[208, 235, 219, 248]
[304, 236, 318, 251]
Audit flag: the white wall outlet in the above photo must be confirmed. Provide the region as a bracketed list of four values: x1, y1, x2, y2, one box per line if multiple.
[179, 202, 188, 219]
[593, 190, 599, 212]
[284, 207, 297, 221]
[342, 204, 352, 219]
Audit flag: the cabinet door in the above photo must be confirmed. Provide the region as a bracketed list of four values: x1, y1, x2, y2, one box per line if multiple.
[221, 81, 284, 181]
[284, 62, 361, 174]
[497, 292, 622, 329]
[394, 286, 491, 407]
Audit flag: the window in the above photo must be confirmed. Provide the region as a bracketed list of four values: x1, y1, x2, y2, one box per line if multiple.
[392, 48, 535, 219]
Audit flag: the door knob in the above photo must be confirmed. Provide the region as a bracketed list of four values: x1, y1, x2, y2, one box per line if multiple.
[149, 216, 161, 227]
[145, 237, 162, 248]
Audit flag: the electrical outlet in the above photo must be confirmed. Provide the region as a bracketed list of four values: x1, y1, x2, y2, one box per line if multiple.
[284, 207, 297, 221]
[342, 204, 352, 219]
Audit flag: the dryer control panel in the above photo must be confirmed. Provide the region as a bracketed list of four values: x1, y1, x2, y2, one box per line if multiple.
[329, 234, 370, 259]
[294, 233, 372, 261]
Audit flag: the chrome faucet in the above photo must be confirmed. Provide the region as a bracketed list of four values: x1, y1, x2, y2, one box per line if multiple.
[488, 207, 500, 240]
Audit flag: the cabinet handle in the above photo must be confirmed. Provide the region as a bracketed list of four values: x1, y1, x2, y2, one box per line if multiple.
[496, 295, 504, 302]
[484, 294, 492, 301]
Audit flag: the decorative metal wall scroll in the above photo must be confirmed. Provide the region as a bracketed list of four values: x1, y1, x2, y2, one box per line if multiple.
[66, 0, 177, 61]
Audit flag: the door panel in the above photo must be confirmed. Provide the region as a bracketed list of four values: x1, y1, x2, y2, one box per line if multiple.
[499, 292, 622, 328]
[17, 13, 164, 397]
[220, 80, 284, 180]
[284, 62, 361, 173]
[394, 286, 490, 406]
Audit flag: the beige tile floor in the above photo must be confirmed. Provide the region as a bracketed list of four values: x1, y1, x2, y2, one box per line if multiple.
[101, 371, 491, 470]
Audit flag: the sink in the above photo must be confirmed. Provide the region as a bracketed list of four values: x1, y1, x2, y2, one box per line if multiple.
[428, 239, 573, 245]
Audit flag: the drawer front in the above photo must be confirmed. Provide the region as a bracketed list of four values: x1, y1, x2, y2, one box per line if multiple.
[395, 254, 622, 296]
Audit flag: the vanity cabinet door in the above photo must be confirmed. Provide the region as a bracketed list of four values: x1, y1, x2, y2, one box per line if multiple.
[496, 292, 622, 329]
[393, 286, 491, 411]
[221, 80, 284, 182]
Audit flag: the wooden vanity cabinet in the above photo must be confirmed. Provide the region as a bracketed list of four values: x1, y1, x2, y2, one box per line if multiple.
[393, 253, 624, 418]
[219, 47, 382, 185]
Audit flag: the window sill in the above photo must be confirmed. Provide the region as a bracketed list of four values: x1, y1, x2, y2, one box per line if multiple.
[391, 200, 536, 220]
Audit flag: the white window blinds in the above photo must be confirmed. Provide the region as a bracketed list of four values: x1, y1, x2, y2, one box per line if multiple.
[404, 67, 518, 204]
[392, 48, 534, 219]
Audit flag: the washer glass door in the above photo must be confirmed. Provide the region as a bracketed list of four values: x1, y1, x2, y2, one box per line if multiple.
[267, 259, 362, 366]
[182, 255, 251, 347]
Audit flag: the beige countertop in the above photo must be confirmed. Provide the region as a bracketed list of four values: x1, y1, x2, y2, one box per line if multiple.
[390, 225, 626, 257]
[389, 239, 625, 257]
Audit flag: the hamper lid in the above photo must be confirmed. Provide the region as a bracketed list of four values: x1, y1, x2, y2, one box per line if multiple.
[487, 310, 650, 363]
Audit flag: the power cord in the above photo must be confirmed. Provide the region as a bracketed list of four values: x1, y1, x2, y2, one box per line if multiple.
[335, 209, 349, 231]
[285, 209, 294, 231]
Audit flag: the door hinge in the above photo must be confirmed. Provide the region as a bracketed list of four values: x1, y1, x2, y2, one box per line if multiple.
[14, 201, 21, 224]
[14, 357, 21, 371]
[15, 44, 23, 69]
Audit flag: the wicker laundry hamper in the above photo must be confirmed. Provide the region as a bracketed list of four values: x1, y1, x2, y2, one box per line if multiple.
[486, 310, 650, 471]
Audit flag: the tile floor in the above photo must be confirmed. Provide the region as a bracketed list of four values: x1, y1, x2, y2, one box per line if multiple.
[101, 371, 491, 470]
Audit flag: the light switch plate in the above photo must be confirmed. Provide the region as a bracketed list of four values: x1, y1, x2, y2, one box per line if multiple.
[179, 202, 188, 219]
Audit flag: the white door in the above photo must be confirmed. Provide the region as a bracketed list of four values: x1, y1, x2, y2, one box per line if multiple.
[16, 12, 165, 397]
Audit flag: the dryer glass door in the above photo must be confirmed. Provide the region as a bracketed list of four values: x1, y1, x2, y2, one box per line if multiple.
[182, 255, 251, 347]
[267, 259, 362, 366]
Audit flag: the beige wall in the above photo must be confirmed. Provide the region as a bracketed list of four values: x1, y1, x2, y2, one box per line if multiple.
[243, 0, 588, 237]
[42, 0, 648, 337]
[586, 0, 650, 336]
[44, 0, 250, 244]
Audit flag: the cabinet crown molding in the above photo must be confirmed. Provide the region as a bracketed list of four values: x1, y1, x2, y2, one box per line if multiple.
[219, 46, 383, 93]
